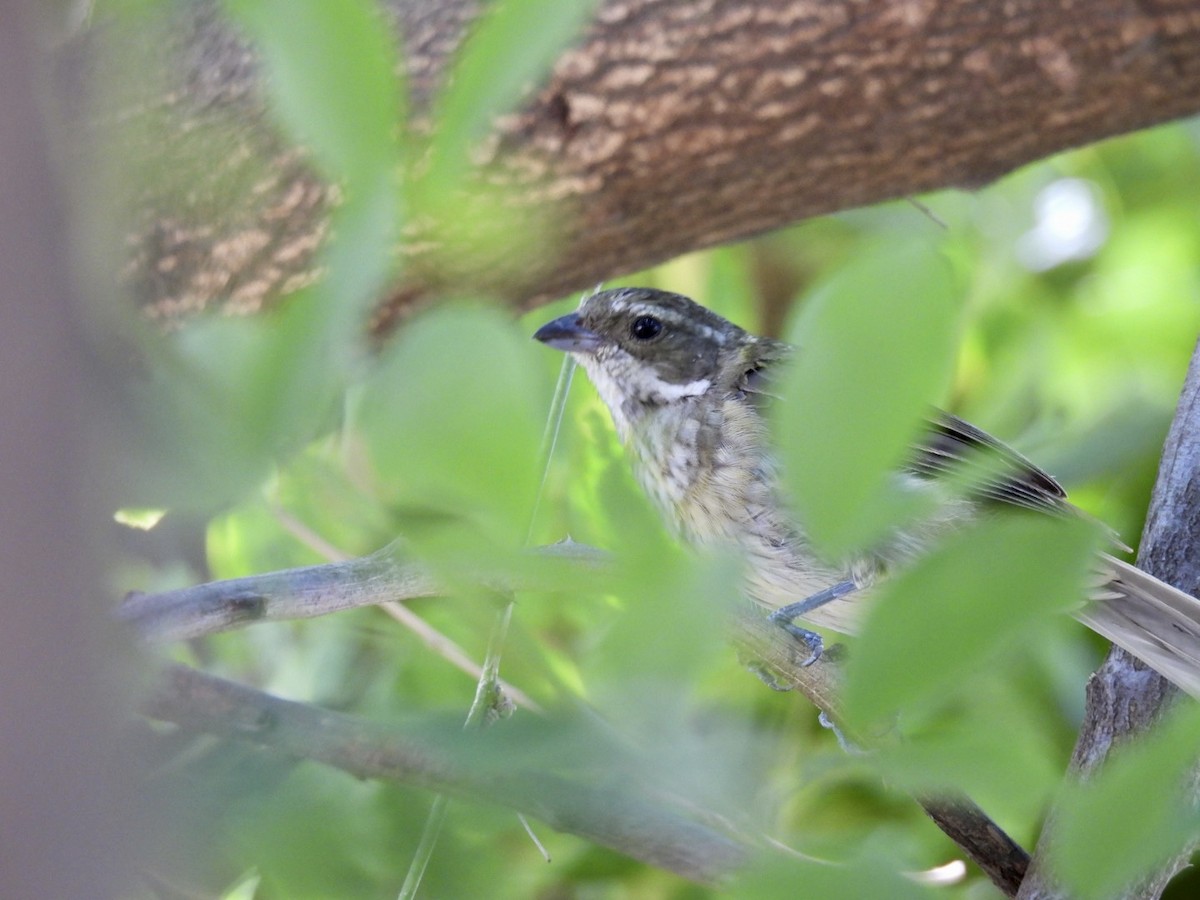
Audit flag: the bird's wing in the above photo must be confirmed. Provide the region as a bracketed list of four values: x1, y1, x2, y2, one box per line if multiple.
[730, 336, 790, 409]
[730, 342, 1068, 514]
[906, 411, 1069, 514]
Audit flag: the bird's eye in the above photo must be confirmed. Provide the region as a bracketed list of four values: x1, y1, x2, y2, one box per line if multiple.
[629, 315, 663, 341]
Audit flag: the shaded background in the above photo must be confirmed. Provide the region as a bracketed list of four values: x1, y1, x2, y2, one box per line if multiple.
[4, 0, 1200, 897]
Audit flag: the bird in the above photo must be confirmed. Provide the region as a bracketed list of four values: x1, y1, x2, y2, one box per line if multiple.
[533, 285, 1200, 697]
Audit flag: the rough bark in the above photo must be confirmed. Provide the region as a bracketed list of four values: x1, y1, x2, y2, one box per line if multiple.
[1017, 339, 1200, 900]
[73, 0, 1200, 329]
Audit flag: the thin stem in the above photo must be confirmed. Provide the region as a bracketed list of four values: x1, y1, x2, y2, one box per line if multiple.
[395, 795, 449, 900]
[399, 347, 577, 897]
[464, 601, 516, 727]
[380, 601, 541, 712]
[519, 813, 551, 863]
[268, 499, 541, 710]
[526, 353, 576, 545]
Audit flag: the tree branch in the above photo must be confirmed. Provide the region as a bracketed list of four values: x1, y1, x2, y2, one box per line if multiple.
[1017, 338, 1200, 900]
[73, 0, 1200, 326]
[730, 609, 1030, 896]
[125, 546, 1030, 894]
[144, 662, 746, 884]
[116, 539, 605, 642]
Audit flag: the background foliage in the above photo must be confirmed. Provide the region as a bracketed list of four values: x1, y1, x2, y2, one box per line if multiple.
[93, 1, 1200, 898]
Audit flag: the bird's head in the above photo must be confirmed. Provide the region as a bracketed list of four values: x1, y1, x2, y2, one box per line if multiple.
[533, 288, 765, 434]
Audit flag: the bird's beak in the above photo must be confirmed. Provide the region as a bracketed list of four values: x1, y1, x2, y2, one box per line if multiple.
[533, 312, 603, 354]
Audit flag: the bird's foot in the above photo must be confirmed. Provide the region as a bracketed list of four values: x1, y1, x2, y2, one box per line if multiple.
[766, 613, 825, 667]
[767, 580, 859, 666]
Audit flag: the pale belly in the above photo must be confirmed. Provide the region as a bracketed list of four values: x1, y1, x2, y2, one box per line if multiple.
[636, 418, 870, 635]
[629, 405, 980, 635]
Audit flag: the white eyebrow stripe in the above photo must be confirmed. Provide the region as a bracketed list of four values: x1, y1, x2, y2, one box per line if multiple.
[622, 303, 731, 345]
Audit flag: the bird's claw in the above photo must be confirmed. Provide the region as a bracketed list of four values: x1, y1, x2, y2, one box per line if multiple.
[768, 611, 824, 667]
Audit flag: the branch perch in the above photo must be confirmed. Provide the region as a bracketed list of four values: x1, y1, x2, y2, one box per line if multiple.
[125, 544, 1030, 894]
[145, 663, 745, 884]
[730, 609, 1030, 896]
[117, 539, 604, 643]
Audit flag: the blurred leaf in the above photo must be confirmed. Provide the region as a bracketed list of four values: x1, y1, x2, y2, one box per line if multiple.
[117, 3, 407, 512]
[423, 0, 594, 187]
[844, 514, 1102, 725]
[739, 844, 932, 900]
[224, 0, 404, 324]
[1052, 705, 1200, 899]
[401, 0, 595, 286]
[874, 677, 1063, 817]
[1029, 399, 1173, 490]
[355, 304, 547, 550]
[223, 0, 404, 185]
[774, 238, 962, 556]
[221, 870, 261, 900]
[707, 246, 761, 329]
[585, 542, 736, 688]
[113, 506, 166, 530]
[112, 302, 328, 511]
[227, 764, 400, 898]
[206, 495, 335, 582]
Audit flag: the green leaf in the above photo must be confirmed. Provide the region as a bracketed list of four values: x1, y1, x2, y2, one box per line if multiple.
[739, 845, 933, 900]
[221, 0, 405, 311]
[404, 0, 597, 282]
[227, 765, 398, 898]
[844, 514, 1102, 724]
[219, 0, 403, 343]
[586, 542, 738, 689]
[355, 304, 547, 549]
[111, 298, 333, 511]
[873, 676, 1064, 813]
[1052, 705, 1200, 898]
[120, 3, 407, 513]
[424, 0, 595, 187]
[223, 0, 403, 186]
[774, 239, 962, 556]
[220, 870, 261, 900]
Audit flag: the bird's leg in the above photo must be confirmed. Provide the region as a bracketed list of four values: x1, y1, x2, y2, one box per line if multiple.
[768, 580, 858, 666]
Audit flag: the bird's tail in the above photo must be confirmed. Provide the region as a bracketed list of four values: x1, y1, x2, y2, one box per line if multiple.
[1075, 554, 1200, 698]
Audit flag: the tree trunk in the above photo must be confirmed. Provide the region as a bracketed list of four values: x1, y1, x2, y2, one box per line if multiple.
[1017, 338, 1200, 900]
[73, 0, 1200, 328]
